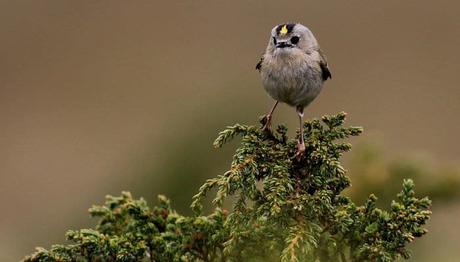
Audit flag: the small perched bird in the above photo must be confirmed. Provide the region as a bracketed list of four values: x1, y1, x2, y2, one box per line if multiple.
[256, 23, 331, 157]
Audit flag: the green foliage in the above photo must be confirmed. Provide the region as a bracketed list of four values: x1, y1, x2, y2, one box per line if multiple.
[23, 112, 431, 262]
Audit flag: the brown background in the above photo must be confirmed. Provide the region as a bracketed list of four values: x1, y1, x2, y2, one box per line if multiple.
[1, 1, 459, 261]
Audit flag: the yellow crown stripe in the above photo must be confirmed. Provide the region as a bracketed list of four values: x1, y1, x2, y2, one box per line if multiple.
[280, 25, 288, 35]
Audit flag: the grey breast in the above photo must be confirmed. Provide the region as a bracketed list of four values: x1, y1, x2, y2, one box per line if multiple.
[262, 57, 324, 107]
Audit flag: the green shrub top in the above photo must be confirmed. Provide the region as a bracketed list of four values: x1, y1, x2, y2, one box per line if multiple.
[23, 112, 431, 262]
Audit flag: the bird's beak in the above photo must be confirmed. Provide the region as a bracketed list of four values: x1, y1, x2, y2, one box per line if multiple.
[276, 41, 293, 49]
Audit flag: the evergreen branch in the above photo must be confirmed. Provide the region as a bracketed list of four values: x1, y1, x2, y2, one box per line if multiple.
[23, 112, 431, 262]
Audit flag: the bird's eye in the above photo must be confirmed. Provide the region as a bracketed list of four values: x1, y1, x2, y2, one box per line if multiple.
[290, 36, 300, 45]
[272, 37, 277, 45]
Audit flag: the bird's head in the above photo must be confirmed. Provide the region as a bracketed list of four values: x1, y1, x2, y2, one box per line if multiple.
[266, 23, 318, 56]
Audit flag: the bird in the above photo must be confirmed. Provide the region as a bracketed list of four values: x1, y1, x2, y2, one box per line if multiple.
[256, 23, 331, 157]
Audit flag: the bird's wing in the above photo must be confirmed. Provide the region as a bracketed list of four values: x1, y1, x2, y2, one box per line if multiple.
[256, 57, 263, 71]
[318, 49, 332, 81]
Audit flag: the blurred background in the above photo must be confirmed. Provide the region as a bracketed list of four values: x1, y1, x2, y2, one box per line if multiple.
[1, 1, 459, 261]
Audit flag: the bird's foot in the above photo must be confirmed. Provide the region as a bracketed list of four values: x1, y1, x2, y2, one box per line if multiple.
[261, 114, 273, 131]
[294, 141, 306, 160]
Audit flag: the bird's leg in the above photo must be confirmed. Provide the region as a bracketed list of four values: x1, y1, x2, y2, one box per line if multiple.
[295, 106, 306, 158]
[262, 101, 279, 130]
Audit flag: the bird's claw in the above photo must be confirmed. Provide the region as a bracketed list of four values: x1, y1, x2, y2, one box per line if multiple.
[261, 115, 272, 131]
[294, 142, 306, 160]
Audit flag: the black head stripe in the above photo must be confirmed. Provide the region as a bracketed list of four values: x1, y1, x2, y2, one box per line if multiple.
[276, 23, 296, 35]
[286, 23, 295, 33]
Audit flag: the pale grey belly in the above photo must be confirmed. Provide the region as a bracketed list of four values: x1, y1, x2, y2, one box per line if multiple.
[262, 66, 323, 107]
